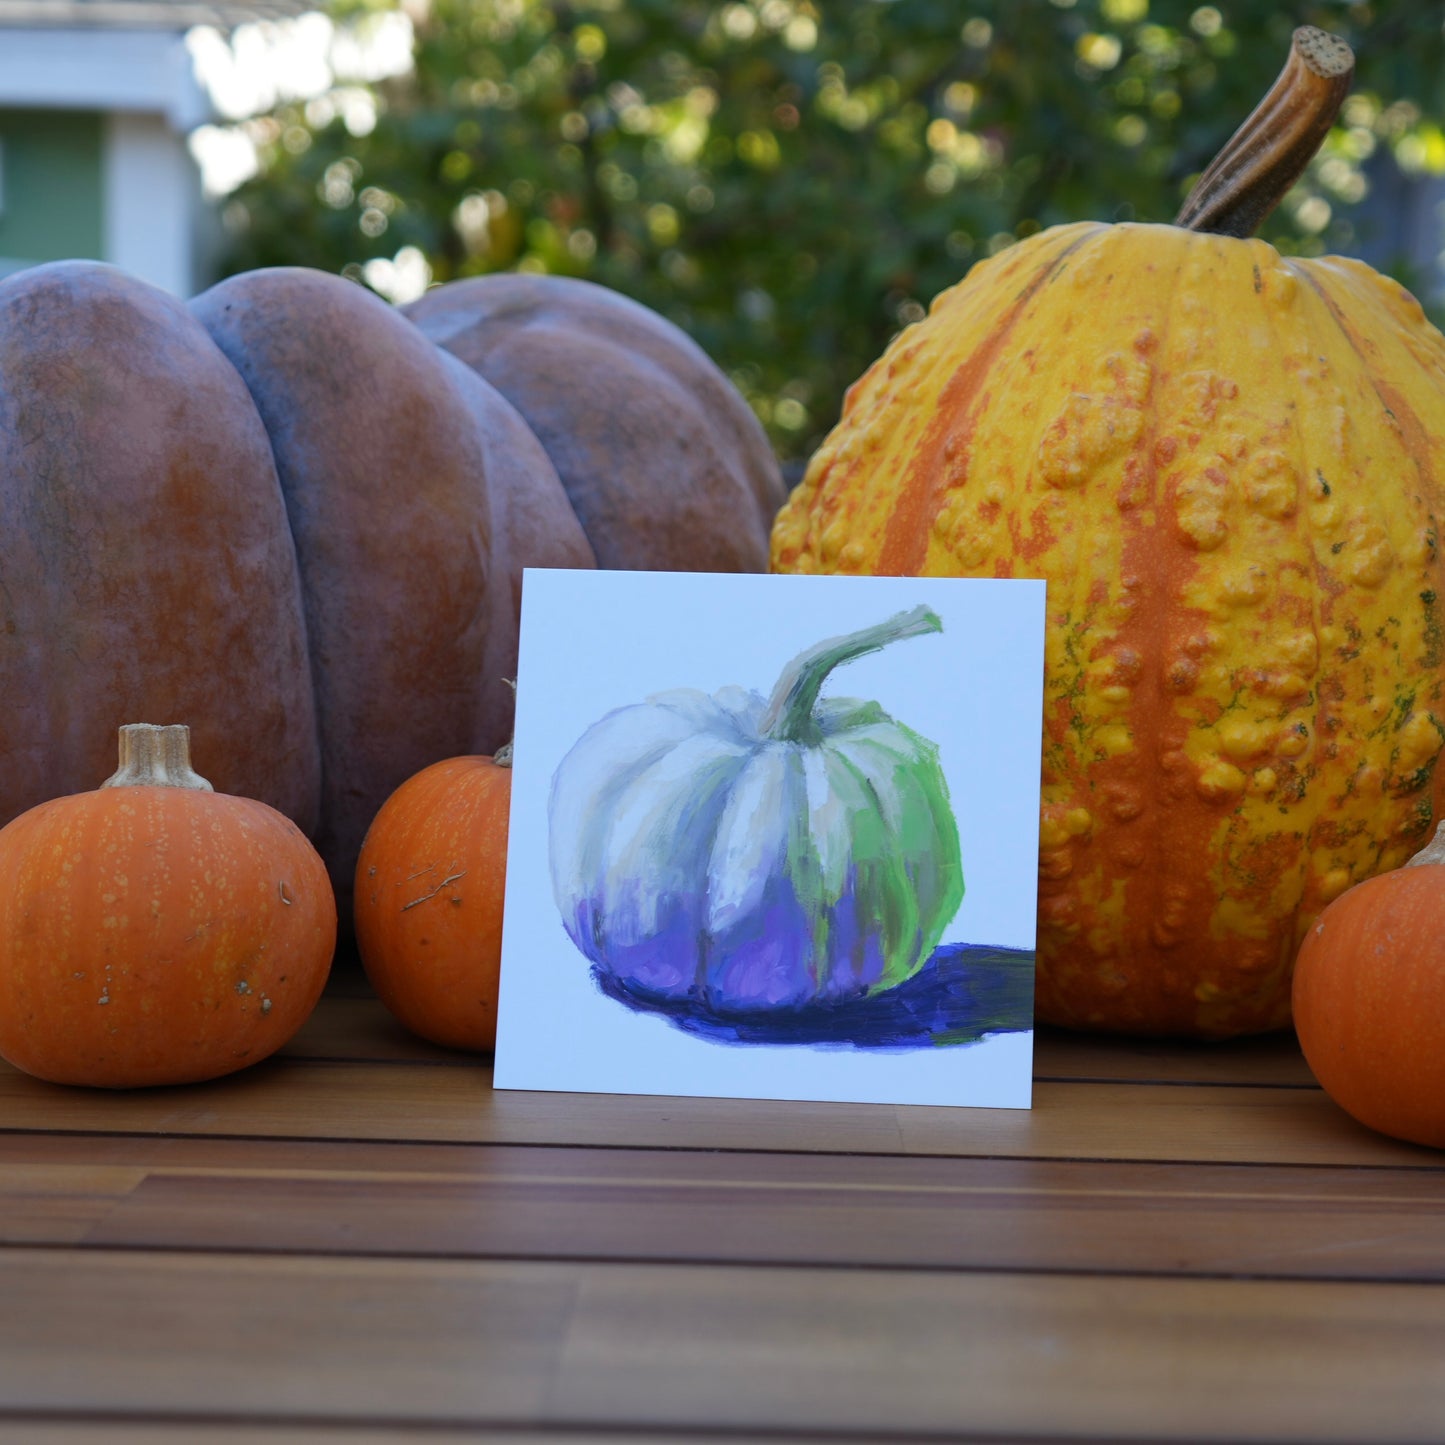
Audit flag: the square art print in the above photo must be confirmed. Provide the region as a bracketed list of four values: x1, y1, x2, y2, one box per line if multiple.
[493, 569, 1046, 1110]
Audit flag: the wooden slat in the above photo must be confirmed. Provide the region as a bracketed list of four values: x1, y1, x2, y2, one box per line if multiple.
[286, 990, 1323, 1088]
[2, 1248, 1443, 1442]
[892, 1077, 1415, 1164]
[1033, 1026, 1319, 1087]
[3, 986, 1441, 1444]
[0, 1250, 566, 1422]
[0, 1051, 1426, 1167]
[1, 1133, 1442, 1280]
[283, 994, 463, 1065]
[0, 1164, 145, 1245]
[0, 1428, 820, 1445]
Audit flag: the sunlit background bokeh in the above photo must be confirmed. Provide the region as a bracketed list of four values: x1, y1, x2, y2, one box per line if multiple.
[2, 0, 1443, 463]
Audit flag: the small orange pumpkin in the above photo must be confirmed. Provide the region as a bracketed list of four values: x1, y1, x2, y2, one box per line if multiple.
[1292, 824, 1445, 1150]
[0, 724, 336, 1088]
[353, 748, 512, 1052]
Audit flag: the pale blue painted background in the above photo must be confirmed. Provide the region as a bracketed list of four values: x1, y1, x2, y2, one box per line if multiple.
[494, 568, 1045, 1110]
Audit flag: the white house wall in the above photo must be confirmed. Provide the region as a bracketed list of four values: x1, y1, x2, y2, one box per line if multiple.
[103, 110, 198, 295]
[0, 25, 212, 293]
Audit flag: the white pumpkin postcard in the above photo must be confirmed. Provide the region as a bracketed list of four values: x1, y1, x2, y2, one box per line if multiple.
[493, 568, 1046, 1110]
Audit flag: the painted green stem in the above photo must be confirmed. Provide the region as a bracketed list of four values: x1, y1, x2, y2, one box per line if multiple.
[760, 604, 943, 744]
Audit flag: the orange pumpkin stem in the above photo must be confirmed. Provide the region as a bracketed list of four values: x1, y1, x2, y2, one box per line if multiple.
[1404, 821, 1445, 869]
[101, 723, 215, 792]
[495, 678, 516, 768]
[1175, 26, 1353, 239]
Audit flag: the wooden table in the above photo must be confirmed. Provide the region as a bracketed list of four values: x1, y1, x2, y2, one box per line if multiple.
[2, 968, 1444, 1444]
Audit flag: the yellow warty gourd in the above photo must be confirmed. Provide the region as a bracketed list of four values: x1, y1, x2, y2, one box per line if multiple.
[771, 28, 1445, 1036]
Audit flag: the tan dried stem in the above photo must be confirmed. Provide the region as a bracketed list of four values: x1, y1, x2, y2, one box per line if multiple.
[1405, 820, 1445, 869]
[495, 678, 517, 768]
[1174, 26, 1354, 239]
[101, 723, 215, 791]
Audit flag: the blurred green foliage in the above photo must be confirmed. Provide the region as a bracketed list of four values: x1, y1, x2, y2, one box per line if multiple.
[219, 0, 1445, 462]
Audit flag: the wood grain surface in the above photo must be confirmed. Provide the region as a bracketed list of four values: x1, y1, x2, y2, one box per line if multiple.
[3, 988, 1443, 1444]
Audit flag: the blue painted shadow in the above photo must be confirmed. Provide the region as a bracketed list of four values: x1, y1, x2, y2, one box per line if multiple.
[592, 941, 1034, 1050]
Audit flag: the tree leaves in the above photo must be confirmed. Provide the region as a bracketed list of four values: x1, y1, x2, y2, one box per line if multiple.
[220, 0, 1445, 463]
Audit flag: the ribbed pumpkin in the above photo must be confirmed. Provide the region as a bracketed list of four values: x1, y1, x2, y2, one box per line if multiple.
[771, 29, 1445, 1037]
[406, 273, 786, 575]
[354, 747, 513, 1053]
[0, 262, 783, 917]
[0, 725, 335, 1088]
[547, 605, 961, 1014]
[1292, 824, 1445, 1149]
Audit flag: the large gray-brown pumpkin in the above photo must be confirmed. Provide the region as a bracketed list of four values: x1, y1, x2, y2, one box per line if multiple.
[0, 260, 784, 910]
[0, 262, 319, 832]
[191, 267, 592, 914]
[405, 273, 785, 573]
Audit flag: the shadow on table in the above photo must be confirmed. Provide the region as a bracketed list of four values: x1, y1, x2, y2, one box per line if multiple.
[593, 942, 1035, 1051]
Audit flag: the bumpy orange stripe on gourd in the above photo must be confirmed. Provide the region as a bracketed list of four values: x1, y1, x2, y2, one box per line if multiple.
[797, 223, 1100, 580]
[1149, 234, 1325, 1033]
[1035, 228, 1242, 1032]
[771, 219, 1445, 1037]
[1048, 229, 1196, 1030]
[873, 225, 1101, 577]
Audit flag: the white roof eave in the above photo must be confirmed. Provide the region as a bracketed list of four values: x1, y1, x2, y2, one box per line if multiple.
[0, 26, 213, 129]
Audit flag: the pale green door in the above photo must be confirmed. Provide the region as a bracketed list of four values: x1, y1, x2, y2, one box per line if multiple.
[0, 109, 105, 278]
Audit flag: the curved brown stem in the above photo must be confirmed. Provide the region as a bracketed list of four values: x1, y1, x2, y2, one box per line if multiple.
[1175, 26, 1354, 239]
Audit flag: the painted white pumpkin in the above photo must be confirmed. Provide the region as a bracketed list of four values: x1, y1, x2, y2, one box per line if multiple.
[547, 606, 963, 1013]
